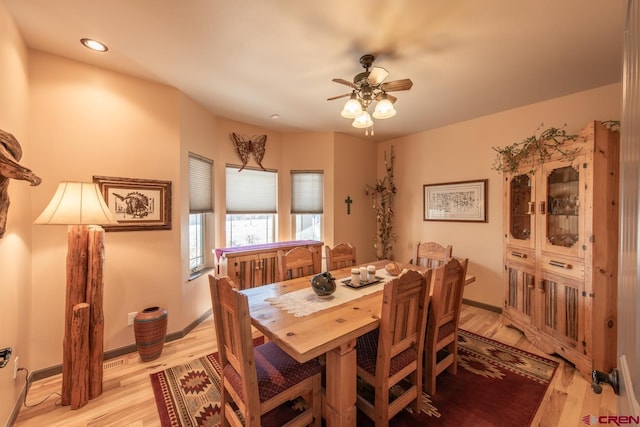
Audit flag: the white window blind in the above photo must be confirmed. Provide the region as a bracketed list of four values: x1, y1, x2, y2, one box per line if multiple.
[291, 171, 323, 214]
[226, 166, 277, 213]
[189, 153, 213, 213]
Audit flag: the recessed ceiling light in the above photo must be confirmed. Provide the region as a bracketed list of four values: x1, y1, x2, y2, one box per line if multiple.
[80, 38, 108, 52]
[270, 113, 280, 120]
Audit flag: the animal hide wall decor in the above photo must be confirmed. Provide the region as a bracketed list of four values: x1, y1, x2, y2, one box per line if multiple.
[0, 129, 42, 238]
[230, 133, 267, 171]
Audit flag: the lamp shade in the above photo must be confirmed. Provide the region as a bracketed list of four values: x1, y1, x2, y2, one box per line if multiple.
[352, 111, 373, 129]
[372, 98, 397, 119]
[34, 182, 118, 225]
[341, 97, 363, 119]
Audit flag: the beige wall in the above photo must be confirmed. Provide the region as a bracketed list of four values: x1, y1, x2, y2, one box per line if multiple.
[0, 3, 624, 423]
[333, 133, 378, 264]
[380, 83, 622, 308]
[178, 94, 220, 322]
[28, 51, 186, 370]
[214, 117, 284, 246]
[281, 132, 334, 246]
[0, 2, 31, 423]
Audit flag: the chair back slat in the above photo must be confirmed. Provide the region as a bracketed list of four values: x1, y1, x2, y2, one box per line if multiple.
[325, 243, 357, 270]
[413, 242, 452, 268]
[429, 258, 465, 327]
[210, 274, 323, 427]
[277, 246, 321, 281]
[355, 268, 433, 422]
[424, 257, 468, 395]
[379, 269, 433, 371]
[209, 275, 261, 411]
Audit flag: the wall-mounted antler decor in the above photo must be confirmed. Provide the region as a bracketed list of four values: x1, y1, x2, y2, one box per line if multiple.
[0, 129, 42, 238]
[230, 133, 267, 171]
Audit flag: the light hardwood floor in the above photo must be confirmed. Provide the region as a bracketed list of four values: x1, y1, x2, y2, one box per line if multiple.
[13, 304, 617, 426]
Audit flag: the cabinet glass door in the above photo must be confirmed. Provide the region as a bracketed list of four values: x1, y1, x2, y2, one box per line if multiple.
[505, 173, 535, 249]
[539, 160, 584, 258]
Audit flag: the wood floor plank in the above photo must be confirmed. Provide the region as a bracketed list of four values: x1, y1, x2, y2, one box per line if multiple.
[13, 304, 617, 426]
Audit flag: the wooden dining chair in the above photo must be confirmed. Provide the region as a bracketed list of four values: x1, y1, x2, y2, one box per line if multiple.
[412, 241, 453, 268]
[277, 246, 321, 281]
[324, 243, 357, 270]
[355, 269, 433, 426]
[209, 275, 322, 427]
[423, 257, 468, 395]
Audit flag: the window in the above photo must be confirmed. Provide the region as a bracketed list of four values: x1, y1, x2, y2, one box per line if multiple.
[189, 213, 205, 271]
[225, 165, 277, 247]
[189, 153, 213, 274]
[291, 171, 323, 241]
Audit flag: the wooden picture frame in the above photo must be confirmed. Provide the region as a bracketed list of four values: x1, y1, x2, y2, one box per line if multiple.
[423, 179, 488, 222]
[92, 176, 172, 231]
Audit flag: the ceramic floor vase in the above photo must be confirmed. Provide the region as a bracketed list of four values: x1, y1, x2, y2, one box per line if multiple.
[133, 306, 168, 361]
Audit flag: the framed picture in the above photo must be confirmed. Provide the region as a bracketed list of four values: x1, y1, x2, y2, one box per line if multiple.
[423, 179, 488, 222]
[93, 176, 172, 231]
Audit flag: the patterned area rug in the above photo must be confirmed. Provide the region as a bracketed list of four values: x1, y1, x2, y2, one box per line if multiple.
[150, 352, 223, 426]
[359, 329, 559, 426]
[150, 330, 558, 426]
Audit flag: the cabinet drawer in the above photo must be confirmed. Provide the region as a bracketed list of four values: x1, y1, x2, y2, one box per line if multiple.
[540, 254, 584, 281]
[505, 246, 535, 266]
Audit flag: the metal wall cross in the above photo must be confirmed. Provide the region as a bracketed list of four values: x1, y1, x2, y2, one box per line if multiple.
[344, 196, 353, 215]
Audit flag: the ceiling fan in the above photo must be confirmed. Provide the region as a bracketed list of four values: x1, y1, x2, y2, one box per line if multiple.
[328, 54, 413, 135]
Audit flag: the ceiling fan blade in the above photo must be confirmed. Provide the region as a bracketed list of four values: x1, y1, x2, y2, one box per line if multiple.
[367, 66, 389, 85]
[380, 78, 413, 92]
[332, 78, 358, 89]
[327, 93, 351, 101]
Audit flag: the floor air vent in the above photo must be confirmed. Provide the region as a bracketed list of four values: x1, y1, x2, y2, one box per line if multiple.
[103, 358, 126, 371]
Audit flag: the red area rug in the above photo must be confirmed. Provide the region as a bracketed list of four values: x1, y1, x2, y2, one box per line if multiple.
[150, 330, 558, 426]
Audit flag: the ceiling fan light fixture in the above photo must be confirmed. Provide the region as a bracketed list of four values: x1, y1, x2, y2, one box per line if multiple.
[372, 98, 396, 119]
[341, 96, 363, 119]
[330, 54, 412, 135]
[352, 111, 373, 129]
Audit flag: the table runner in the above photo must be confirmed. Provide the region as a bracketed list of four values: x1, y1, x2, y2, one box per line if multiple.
[265, 268, 403, 317]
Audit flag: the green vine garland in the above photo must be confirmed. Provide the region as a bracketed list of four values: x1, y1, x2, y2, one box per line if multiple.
[492, 121, 621, 174]
[601, 120, 620, 132]
[491, 123, 583, 174]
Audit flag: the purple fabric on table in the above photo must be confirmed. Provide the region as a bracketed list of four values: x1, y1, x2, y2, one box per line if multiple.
[214, 240, 322, 261]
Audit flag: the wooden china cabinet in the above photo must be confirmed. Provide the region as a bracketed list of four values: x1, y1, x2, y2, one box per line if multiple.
[501, 121, 619, 377]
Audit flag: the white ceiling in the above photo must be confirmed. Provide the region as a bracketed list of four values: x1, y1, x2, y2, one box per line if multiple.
[5, 0, 626, 142]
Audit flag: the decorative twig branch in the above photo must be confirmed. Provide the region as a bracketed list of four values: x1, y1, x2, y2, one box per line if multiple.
[365, 146, 396, 260]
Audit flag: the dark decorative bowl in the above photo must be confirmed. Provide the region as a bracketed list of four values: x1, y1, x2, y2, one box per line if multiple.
[310, 272, 336, 297]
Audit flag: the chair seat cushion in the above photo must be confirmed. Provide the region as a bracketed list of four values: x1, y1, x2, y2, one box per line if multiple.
[356, 329, 417, 376]
[223, 341, 322, 403]
[438, 320, 456, 341]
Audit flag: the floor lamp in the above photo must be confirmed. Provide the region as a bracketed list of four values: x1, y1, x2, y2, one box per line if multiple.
[34, 182, 117, 409]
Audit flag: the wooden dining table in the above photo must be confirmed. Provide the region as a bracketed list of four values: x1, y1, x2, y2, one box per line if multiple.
[240, 259, 476, 427]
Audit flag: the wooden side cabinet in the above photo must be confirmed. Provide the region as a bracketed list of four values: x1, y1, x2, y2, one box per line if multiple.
[216, 240, 323, 289]
[501, 121, 619, 377]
